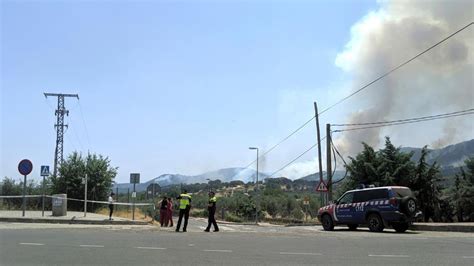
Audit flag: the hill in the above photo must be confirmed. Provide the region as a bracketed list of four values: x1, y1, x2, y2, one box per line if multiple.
[114, 167, 268, 192]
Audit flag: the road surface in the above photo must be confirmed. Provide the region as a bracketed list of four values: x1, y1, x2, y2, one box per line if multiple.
[1, 219, 473, 265]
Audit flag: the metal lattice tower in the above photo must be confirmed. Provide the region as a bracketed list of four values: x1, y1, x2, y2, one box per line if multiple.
[44, 93, 79, 177]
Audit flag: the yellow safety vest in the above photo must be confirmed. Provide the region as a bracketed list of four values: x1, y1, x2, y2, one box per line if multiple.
[179, 193, 192, 209]
[210, 196, 217, 203]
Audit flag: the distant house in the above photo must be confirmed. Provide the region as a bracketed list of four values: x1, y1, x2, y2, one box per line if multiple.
[146, 183, 161, 199]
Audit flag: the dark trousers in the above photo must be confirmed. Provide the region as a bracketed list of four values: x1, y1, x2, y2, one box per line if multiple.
[176, 207, 190, 231]
[108, 204, 114, 218]
[205, 210, 219, 231]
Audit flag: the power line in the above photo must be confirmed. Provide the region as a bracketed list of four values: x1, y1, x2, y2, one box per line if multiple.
[318, 22, 473, 116]
[267, 136, 326, 178]
[78, 101, 92, 150]
[333, 111, 474, 133]
[332, 108, 474, 127]
[229, 116, 315, 179]
[330, 137, 348, 185]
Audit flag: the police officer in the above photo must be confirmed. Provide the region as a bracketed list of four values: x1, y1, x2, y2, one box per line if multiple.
[204, 191, 219, 232]
[175, 189, 192, 232]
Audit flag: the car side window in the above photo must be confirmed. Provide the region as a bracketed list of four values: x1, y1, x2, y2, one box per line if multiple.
[367, 189, 389, 201]
[338, 192, 354, 204]
[353, 191, 369, 203]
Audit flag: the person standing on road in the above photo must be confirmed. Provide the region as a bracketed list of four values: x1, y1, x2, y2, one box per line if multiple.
[204, 191, 219, 232]
[175, 189, 192, 232]
[108, 192, 115, 221]
[159, 196, 169, 227]
[167, 197, 174, 227]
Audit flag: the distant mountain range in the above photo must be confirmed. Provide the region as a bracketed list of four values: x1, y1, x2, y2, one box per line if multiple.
[401, 139, 474, 169]
[114, 139, 473, 192]
[114, 168, 269, 193]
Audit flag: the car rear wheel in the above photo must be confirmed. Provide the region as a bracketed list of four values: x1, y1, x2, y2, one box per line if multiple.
[348, 224, 358, 231]
[367, 214, 384, 232]
[321, 214, 334, 231]
[392, 222, 409, 233]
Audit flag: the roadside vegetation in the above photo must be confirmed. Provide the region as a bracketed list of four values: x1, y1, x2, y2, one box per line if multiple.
[1, 139, 473, 223]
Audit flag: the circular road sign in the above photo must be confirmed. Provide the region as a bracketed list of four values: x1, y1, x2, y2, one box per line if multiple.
[18, 159, 33, 176]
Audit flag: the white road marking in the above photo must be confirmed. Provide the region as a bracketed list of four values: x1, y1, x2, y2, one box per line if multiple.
[369, 254, 410, 258]
[19, 243, 44, 246]
[279, 252, 322, 256]
[135, 247, 167, 250]
[219, 226, 235, 231]
[188, 244, 195, 247]
[79, 245, 104, 248]
[203, 249, 232, 253]
[462, 256, 474, 259]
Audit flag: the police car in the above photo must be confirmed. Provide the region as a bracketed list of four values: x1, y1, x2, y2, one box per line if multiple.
[317, 186, 422, 233]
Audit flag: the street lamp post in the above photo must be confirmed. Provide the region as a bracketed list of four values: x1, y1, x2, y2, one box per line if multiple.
[249, 147, 259, 224]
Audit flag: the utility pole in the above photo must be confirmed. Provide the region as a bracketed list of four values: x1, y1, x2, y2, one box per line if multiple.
[314, 102, 325, 205]
[83, 173, 88, 217]
[326, 124, 332, 202]
[44, 93, 79, 179]
[249, 147, 259, 224]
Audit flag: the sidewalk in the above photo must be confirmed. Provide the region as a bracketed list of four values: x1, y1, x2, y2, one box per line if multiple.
[0, 210, 148, 225]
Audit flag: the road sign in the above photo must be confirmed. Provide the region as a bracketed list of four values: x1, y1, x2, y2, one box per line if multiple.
[132, 192, 137, 198]
[130, 173, 140, 184]
[316, 180, 328, 192]
[18, 159, 33, 176]
[40, 165, 50, 176]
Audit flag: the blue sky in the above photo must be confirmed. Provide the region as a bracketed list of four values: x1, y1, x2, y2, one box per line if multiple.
[3, 0, 471, 184]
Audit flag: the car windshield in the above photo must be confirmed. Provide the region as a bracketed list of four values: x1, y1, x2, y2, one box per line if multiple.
[337, 193, 354, 204]
[392, 188, 413, 197]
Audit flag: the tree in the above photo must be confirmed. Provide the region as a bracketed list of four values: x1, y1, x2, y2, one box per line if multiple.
[410, 147, 442, 222]
[447, 157, 474, 222]
[50, 152, 118, 212]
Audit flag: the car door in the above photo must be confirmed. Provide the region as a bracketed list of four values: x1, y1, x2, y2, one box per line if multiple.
[352, 191, 369, 224]
[335, 192, 354, 224]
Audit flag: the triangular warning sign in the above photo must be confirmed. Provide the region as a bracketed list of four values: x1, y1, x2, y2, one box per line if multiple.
[316, 180, 328, 192]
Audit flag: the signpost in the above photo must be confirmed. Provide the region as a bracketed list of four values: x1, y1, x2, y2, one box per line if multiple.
[303, 196, 310, 222]
[40, 165, 50, 217]
[18, 159, 33, 217]
[130, 173, 140, 220]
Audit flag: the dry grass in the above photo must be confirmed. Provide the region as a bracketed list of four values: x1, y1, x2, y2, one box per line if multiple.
[95, 207, 154, 223]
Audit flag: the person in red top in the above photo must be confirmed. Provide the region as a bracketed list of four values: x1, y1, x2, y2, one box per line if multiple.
[167, 197, 174, 227]
[159, 196, 168, 227]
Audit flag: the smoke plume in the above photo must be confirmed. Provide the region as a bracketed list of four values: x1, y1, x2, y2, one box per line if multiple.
[334, 0, 473, 155]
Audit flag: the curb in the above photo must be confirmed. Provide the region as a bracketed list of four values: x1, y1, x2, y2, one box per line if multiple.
[0, 217, 149, 225]
[411, 224, 474, 233]
[286, 222, 474, 233]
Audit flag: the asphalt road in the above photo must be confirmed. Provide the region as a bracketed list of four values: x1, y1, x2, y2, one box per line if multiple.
[1, 219, 473, 266]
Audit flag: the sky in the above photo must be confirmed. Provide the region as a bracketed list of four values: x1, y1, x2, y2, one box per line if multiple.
[1, 0, 473, 184]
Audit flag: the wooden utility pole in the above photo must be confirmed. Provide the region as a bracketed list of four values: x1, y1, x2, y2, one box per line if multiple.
[326, 124, 332, 202]
[314, 102, 325, 205]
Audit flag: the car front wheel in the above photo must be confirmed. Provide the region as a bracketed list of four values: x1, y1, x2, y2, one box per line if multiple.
[322, 214, 334, 231]
[367, 214, 384, 232]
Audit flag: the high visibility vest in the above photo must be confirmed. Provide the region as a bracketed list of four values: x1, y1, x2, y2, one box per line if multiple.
[209, 196, 217, 203]
[179, 193, 192, 209]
